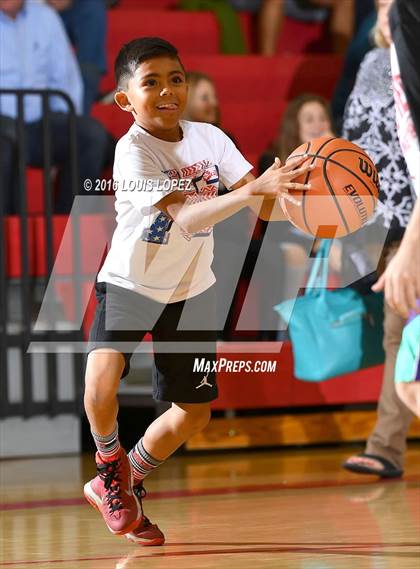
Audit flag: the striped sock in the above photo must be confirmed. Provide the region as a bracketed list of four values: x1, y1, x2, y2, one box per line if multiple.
[128, 437, 163, 484]
[92, 424, 121, 461]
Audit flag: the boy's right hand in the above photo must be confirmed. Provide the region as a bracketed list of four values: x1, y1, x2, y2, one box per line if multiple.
[251, 155, 314, 205]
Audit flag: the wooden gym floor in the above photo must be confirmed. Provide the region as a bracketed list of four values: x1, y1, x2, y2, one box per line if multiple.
[1, 444, 419, 569]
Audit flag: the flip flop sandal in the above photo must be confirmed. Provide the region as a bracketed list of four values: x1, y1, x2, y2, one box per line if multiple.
[342, 453, 403, 478]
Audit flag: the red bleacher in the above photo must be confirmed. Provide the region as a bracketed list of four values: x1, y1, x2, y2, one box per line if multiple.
[101, 9, 221, 93]
[101, 7, 335, 91]
[117, 0, 179, 9]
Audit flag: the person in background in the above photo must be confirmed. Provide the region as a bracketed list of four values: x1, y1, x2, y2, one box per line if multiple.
[183, 71, 220, 127]
[0, 0, 109, 214]
[258, 93, 339, 303]
[47, 0, 107, 115]
[376, 0, 420, 420]
[260, 93, 334, 171]
[229, 0, 356, 55]
[378, 0, 420, 314]
[183, 71, 239, 148]
[342, 0, 416, 479]
[331, 9, 376, 133]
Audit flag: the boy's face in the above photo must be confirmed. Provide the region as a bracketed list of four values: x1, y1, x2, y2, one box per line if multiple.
[116, 56, 188, 141]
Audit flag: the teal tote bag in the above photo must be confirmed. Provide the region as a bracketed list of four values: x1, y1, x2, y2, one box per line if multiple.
[274, 240, 385, 382]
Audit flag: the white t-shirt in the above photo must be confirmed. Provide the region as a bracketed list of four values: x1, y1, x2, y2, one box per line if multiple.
[98, 120, 252, 303]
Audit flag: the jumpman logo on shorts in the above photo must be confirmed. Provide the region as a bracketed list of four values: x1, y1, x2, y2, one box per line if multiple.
[195, 373, 213, 389]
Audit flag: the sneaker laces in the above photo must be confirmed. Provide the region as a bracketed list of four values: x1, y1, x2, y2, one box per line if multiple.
[97, 459, 123, 513]
[133, 484, 151, 526]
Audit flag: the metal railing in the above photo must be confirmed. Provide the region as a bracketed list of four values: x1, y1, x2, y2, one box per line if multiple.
[0, 89, 84, 418]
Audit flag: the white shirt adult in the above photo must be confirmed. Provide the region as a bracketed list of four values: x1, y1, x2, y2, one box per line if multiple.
[0, 0, 83, 121]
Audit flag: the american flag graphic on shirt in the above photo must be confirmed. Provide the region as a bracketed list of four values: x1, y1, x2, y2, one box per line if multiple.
[141, 160, 219, 244]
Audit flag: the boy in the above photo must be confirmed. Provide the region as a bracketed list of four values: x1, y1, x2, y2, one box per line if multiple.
[83, 36, 312, 545]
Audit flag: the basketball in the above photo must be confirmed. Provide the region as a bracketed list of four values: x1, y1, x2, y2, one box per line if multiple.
[282, 136, 379, 238]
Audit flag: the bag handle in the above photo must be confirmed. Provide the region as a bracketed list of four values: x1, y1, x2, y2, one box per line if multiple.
[305, 239, 332, 295]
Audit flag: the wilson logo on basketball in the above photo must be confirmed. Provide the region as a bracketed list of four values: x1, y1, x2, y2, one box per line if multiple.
[343, 184, 368, 224]
[284, 136, 378, 237]
[358, 158, 379, 189]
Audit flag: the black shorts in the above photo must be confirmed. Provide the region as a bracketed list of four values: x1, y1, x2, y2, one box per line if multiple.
[87, 282, 218, 403]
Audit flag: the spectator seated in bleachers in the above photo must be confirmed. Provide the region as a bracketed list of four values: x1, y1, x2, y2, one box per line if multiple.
[183, 71, 220, 127]
[259, 93, 334, 172]
[183, 71, 238, 146]
[0, 0, 110, 214]
[229, 0, 357, 55]
[48, 0, 107, 115]
[258, 93, 340, 304]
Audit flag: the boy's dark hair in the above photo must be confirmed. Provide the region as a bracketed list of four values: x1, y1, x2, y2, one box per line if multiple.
[115, 37, 183, 90]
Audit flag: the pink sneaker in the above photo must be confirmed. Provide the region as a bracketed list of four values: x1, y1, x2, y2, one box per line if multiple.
[84, 449, 141, 535]
[125, 484, 165, 546]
